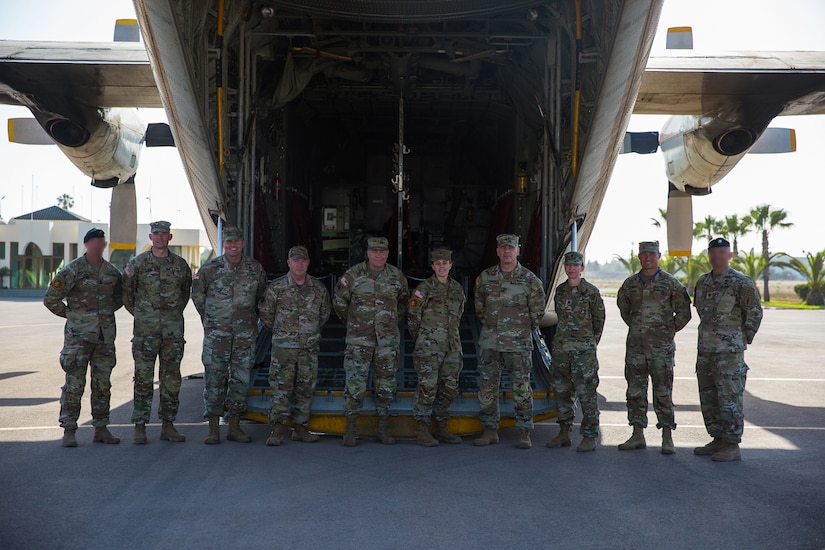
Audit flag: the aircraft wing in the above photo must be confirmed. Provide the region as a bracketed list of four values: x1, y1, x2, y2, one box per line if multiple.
[635, 51, 825, 116]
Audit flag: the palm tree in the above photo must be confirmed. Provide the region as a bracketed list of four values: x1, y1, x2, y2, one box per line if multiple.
[719, 214, 752, 256]
[674, 254, 709, 296]
[56, 193, 74, 209]
[660, 254, 681, 277]
[775, 251, 825, 306]
[614, 251, 641, 275]
[732, 248, 770, 285]
[650, 208, 667, 228]
[693, 215, 723, 243]
[749, 204, 793, 302]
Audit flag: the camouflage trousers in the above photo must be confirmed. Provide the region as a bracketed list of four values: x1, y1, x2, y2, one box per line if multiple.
[413, 350, 462, 422]
[201, 331, 254, 417]
[343, 345, 398, 416]
[624, 344, 676, 430]
[131, 336, 185, 424]
[58, 336, 116, 429]
[552, 348, 600, 438]
[478, 348, 533, 430]
[268, 346, 318, 426]
[696, 351, 748, 443]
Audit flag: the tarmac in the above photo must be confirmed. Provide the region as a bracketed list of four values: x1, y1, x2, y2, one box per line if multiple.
[1, 295, 823, 549]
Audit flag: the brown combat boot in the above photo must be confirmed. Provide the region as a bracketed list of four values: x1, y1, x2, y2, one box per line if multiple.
[93, 426, 120, 444]
[342, 416, 357, 447]
[711, 442, 741, 462]
[61, 428, 77, 448]
[204, 416, 221, 445]
[473, 428, 499, 446]
[693, 438, 725, 456]
[416, 420, 439, 447]
[266, 423, 284, 446]
[377, 415, 396, 445]
[546, 424, 571, 448]
[160, 421, 186, 442]
[516, 429, 532, 449]
[434, 419, 462, 444]
[133, 424, 147, 445]
[226, 416, 251, 443]
[661, 428, 675, 455]
[577, 436, 597, 452]
[618, 426, 646, 450]
[292, 424, 319, 443]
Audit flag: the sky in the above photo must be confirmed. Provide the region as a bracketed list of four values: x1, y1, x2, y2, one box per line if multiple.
[1, 0, 824, 262]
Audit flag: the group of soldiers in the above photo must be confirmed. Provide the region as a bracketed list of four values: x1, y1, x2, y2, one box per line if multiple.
[45, 224, 762, 462]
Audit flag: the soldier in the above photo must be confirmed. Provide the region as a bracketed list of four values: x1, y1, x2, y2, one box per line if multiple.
[547, 251, 605, 452]
[333, 236, 409, 446]
[473, 234, 545, 449]
[192, 226, 267, 444]
[44, 227, 123, 447]
[122, 220, 192, 445]
[693, 237, 763, 462]
[408, 248, 466, 446]
[258, 245, 330, 446]
[616, 241, 692, 454]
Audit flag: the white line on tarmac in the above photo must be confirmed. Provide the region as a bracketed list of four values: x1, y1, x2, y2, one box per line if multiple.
[600, 375, 825, 382]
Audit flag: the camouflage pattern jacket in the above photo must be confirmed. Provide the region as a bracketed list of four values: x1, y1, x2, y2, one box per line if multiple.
[258, 272, 331, 351]
[191, 255, 267, 336]
[122, 250, 192, 338]
[617, 269, 692, 349]
[694, 267, 763, 353]
[44, 254, 123, 344]
[333, 261, 409, 347]
[474, 262, 545, 352]
[408, 275, 465, 353]
[553, 279, 605, 352]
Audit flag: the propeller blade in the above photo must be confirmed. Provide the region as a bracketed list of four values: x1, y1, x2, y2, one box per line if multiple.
[666, 27, 693, 50]
[748, 128, 796, 154]
[621, 131, 659, 154]
[666, 183, 693, 257]
[114, 19, 140, 43]
[109, 177, 137, 256]
[7, 118, 53, 145]
[144, 123, 175, 147]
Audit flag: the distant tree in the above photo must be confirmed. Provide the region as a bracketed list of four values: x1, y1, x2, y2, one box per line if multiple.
[650, 208, 667, 228]
[719, 214, 752, 256]
[694, 215, 723, 243]
[613, 251, 641, 275]
[674, 254, 710, 296]
[749, 204, 793, 302]
[732, 248, 771, 286]
[56, 194, 74, 209]
[775, 251, 825, 306]
[659, 254, 681, 277]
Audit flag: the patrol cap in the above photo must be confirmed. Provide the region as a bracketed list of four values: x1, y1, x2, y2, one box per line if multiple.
[708, 237, 731, 249]
[564, 251, 584, 265]
[150, 220, 171, 233]
[288, 245, 309, 259]
[367, 237, 389, 251]
[431, 248, 452, 262]
[638, 241, 660, 254]
[83, 227, 105, 243]
[222, 226, 244, 241]
[496, 233, 519, 248]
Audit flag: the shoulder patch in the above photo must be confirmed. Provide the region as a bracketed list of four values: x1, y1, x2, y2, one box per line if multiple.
[193, 272, 200, 280]
[409, 296, 422, 309]
[339, 276, 348, 287]
[51, 276, 66, 291]
[414, 289, 424, 298]
[123, 265, 132, 276]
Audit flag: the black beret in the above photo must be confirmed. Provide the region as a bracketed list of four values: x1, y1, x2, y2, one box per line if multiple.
[708, 237, 731, 249]
[84, 228, 106, 243]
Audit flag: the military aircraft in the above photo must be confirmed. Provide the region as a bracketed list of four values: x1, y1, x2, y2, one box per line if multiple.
[3, 1, 825, 435]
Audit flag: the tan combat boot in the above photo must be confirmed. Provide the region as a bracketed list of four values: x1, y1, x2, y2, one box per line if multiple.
[618, 426, 646, 450]
[292, 424, 319, 443]
[377, 415, 396, 445]
[546, 424, 571, 448]
[226, 416, 251, 443]
[577, 436, 597, 452]
[61, 428, 77, 448]
[342, 416, 358, 447]
[266, 423, 284, 446]
[133, 424, 147, 445]
[473, 428, 499, 446]
[693, 438, 725, 455]
[661, 428, 675, 455]
[160, 421, 186, 442]
[204, 416, 221, 445]
[711, 442, 741, 462]
[93, 426, 120, 444]
[434, 419, 462, 444]
[416, 420, 439, 447]
[516, 429, 532, 449]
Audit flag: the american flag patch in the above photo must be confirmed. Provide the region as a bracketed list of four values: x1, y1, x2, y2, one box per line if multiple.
[414, 289, 424, 298]
[123, 265, 132, 276]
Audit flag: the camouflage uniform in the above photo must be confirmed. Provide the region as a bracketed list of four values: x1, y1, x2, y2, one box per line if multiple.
[474, 262, 545, 430]
[617, 268, 691, 430]
[694, 267, 762, 443]
[552, 277, 605, 438]
[44, 254, 123, 429]
[333, 260, 409, 416]
[408, 274, 466, 422]
[122, 245, 192, 424]
[258, 271, 330, 426]
[192, 253, 267, 418]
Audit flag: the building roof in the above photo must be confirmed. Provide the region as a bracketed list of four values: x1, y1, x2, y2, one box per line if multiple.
[13, 206, 90, 222]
